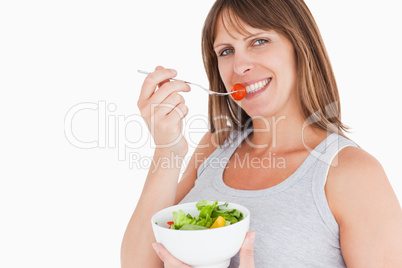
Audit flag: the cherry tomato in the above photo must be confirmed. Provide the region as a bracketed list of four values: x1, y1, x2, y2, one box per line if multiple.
[231, 84, 247, 100]
[167, 221, 174, 229]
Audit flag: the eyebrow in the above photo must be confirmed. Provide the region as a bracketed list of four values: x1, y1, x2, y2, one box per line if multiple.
[213, 31, 272, 49]
[243, 32, 267, 41]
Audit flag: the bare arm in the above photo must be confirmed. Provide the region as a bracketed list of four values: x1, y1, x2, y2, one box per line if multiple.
[121, 66, 191, 268]
[121, 149, 186, 268]
[326, 147, 402, 267]
[120, 65, 219, 267]
[121, 131, 218, 267]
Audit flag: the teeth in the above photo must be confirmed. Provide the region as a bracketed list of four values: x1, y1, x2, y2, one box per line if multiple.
[246, 78, 271, 94]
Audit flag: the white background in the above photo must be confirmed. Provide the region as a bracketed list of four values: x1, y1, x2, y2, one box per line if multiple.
[1, 0, 401, 267]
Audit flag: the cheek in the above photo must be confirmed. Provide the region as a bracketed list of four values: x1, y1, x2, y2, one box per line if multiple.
[273, 51, 297, 82]
[218, 62, 232, 89]
[283, 47, 297, 75]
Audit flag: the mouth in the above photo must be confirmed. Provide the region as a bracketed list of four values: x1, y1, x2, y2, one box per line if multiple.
[245, 78, 272, 94]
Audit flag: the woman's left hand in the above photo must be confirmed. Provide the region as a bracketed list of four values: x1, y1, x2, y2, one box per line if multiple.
[152, 230, 256, 268]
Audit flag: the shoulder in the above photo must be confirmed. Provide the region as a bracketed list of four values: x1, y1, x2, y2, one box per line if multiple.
[195, 130, 220, 158]
[328, 145, 384, 184]
[325, 146, 390, 224]
[325, 146, 402, 266]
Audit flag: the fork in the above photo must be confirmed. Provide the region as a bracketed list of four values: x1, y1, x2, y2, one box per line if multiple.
[137, 70, 237, 96]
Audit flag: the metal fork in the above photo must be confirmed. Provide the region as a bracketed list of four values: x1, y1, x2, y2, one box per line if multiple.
[137, 70, 237, 96]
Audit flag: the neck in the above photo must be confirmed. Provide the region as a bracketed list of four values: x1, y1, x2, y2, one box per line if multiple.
[243, 110, 326, 154]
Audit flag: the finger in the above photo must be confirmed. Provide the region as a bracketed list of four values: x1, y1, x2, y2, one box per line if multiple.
[166, 103, 189, 121]
[152, 243, 191, 268]
[239, 231, 255, 268]
[150, 80, 190, 106]
[155, 66, 170, 89]
[139, 67, 178, 102]
[153, 92, 185, 117]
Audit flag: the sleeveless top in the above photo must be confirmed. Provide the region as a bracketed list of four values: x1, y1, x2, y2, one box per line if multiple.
[180, 126, 358, 267]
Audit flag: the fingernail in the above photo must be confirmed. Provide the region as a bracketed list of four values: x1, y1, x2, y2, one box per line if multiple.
[169, 69, 177, 75]
[152, 243, 159, 254]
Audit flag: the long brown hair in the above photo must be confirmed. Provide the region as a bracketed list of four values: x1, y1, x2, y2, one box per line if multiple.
[202, 0, 350, 145]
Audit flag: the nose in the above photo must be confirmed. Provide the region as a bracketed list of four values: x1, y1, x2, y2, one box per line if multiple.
[233, 50, 254, 75]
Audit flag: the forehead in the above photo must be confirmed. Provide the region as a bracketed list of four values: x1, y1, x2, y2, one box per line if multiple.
[213, 12, 276, 44]
[214, 12, 254, 41]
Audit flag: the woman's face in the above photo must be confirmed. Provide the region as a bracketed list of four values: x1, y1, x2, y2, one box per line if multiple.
[213, 16, 298, 118]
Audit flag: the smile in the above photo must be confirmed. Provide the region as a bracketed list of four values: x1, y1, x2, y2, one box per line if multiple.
[245, 78, 272, 94]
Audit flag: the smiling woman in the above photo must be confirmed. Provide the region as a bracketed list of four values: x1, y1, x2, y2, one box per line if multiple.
[122, 0, 402, 267]
[203, 0, 348, 145]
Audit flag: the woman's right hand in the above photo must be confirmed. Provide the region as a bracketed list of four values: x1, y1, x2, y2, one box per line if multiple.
[137, 66, 191, 156]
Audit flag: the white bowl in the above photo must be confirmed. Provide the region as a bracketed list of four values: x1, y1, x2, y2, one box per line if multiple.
[151, 201, 250, 268]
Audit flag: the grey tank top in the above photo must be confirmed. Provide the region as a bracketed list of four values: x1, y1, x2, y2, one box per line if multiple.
[180, 126, 358, 267]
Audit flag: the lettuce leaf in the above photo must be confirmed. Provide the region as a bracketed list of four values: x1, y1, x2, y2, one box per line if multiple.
[170, 200, 243, 230]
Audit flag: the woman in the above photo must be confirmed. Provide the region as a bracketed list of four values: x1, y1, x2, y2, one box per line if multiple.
[121, 0, 402, 267]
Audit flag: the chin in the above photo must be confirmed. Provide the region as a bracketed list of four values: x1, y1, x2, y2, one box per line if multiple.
[243, 107, 274, 119]
[241, 91, 272, 113]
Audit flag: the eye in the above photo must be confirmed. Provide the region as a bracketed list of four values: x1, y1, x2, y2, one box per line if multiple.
[253, 39, 268, 46]
[219, 48, 234, 57]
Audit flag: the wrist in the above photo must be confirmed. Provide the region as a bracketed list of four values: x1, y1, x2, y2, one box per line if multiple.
[154, 148, 188, 158]
[154, 142, 188, 157]
[151, 149, 187, 172]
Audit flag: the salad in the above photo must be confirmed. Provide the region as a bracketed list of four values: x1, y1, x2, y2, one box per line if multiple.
[167, 200, 244, 230]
